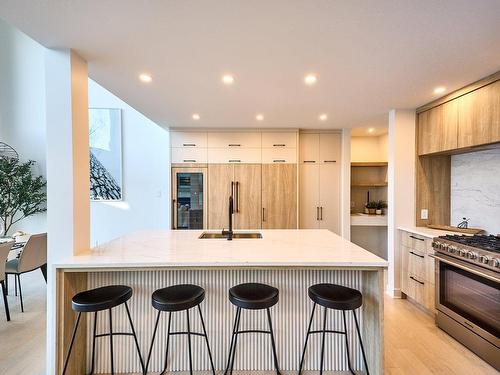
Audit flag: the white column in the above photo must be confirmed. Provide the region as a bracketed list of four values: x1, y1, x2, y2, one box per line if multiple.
[341, 128, 351, 239]
[387, 109, 416, 297]
[45, 49, 89, 374]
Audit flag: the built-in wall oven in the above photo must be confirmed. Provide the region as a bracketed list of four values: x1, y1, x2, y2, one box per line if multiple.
[432, 235, 500, 370]
[171, 167, 207, 229]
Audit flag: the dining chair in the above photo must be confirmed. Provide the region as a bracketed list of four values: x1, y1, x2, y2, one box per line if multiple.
[1, 241, 13, 321]
[5, 233, 47, 312]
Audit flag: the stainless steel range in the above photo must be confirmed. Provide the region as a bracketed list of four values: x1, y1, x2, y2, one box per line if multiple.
[432, 234, 500, 370]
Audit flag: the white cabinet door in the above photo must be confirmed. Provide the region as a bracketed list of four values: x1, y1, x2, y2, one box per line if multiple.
[262, 132, 297, 148]
[319, 133, 341, 163]
[171, 148, 208, 163]
[299, 133, 320, 163]
[207, 148, 261, 163]
[171, 132, 207, 148]
[319, 163, 341, 234]
[299, 163, 320, 229]
[261, 148, 297, 163]
[207, 132, 261, 148]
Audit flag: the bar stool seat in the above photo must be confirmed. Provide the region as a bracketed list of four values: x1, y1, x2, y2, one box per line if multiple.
[229, 282, 279, 309]
[72, 285, 132, 312]
[152, 284, 205, 311]
[308, 283, 362, 310]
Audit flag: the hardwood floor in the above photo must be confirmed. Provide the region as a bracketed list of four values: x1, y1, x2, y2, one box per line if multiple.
[0, 281, 497, 375]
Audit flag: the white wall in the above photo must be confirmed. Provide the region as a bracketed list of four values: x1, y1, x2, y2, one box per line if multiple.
[451, 148, 500, 234]
[0, 19, 47, 235]
[351, 134, 388, 162]
[88, 79, 171, 245]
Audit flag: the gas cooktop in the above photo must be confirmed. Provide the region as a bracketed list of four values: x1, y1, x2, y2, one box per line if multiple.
[439, 234, 500, 253]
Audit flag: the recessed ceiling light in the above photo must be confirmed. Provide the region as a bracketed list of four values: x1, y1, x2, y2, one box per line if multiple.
[304, 74, 318, 85]
[319, 114, 328, 121]
[433, 86, 446, 94]
[222, 74, 235, 85]
[368, 128, 375, 133]
[192, 113, 200, 120]
[256, 114, 264, 121]
[139, 73, 152, 83]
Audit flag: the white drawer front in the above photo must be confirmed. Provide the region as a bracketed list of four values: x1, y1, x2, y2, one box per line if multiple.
[261, 132, 297, 148]
[262, 148, 297, 163]
[171, 132, 207, 148]
[207, 132, 261, 148]
[171, 148, 208, 163]
[208, 148, 261, 163]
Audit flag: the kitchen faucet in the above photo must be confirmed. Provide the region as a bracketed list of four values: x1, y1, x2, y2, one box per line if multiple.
[222, 195, 234, 240]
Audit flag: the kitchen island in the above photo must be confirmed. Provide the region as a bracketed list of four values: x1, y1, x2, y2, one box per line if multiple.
[53, 229, 387, 374]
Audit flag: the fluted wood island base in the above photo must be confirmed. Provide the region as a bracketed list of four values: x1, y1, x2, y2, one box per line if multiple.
[53, 230, 387, 375]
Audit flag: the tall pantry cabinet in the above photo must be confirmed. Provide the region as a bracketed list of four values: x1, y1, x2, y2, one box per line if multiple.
[299, 132, 341, 234]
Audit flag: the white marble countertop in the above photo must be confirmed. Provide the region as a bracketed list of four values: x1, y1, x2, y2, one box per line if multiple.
[397, 225, 470, 238]
[351, 213, 387, 226]
[54, 229, 388, 269]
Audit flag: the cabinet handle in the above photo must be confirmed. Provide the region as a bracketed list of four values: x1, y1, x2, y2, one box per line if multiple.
[320, 207, 323, 220]
[409, 235, 424, 242]
[236, 181, 240, 213]
[316, 207, 319, 221]
[231, 181, 235, 201]
[303, 160, 316, 163]
[228, 144, 241, 147]
[183, 159, 196, 163]
[409, 251, 424, 259]
[229, 159, 241, 163]
[183, 143, 196, 147]
[410, 276, 425, 285]
[172, 199, 177, 230]
[262, 207, 266, 222]
[273, 144, 286, 147]
[273, 159, 286, 163]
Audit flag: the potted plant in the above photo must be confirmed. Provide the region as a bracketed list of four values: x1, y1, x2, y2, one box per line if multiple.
[365, 201, 378, 215]
[376, 200, 387, 215]
[0, 157, 46, 237]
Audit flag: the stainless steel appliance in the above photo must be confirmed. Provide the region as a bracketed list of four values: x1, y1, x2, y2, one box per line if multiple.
[171, 167, 207, 229]
[432, 235, 500, 370]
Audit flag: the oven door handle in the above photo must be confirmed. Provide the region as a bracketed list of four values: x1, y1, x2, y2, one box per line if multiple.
[431, 253, 500, 283]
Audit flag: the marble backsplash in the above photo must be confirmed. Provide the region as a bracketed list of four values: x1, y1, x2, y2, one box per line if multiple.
[451, 147, 500, 234]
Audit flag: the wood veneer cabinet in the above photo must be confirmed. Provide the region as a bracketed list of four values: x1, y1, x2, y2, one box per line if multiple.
[457, 79, 500, 148]
[417, 100, 458, 155]
[261, 164, 297, 229]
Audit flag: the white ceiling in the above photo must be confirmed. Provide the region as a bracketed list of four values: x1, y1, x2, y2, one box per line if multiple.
[1, 1, 500, 129]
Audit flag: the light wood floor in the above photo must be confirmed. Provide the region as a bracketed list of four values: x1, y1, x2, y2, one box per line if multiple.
[0, 279, 497, 375]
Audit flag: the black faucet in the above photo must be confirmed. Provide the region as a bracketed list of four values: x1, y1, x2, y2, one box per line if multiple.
[222, 195, 234, 240]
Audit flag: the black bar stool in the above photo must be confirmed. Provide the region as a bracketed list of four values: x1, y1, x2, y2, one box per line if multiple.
[298, 283, 370, 375]
[145, 284, 215, 375]
[224, 282, 281, 375]
[62, 285, 145, 375]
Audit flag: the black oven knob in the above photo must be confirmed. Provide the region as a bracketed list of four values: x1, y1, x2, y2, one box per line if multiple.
[459, 248, 467, 257]
[432, 241, 440, 249]
[448, 245, 457, 254]
[479, 255, 490, 264]
[491, 258, 500, 268]
[441, 243, 449, 251]
[466, 251, 478, 260]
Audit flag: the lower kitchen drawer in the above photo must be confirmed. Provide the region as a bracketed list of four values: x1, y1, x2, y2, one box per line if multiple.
[405, 274, 435, 311]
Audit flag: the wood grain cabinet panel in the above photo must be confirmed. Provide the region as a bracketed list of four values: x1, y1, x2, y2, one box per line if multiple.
[458, 79, 500, 148]
[418, 100, 458, 155]
[208, 164, 233, 229]
[262, 164, 297, 229]
[234, 164, 262, 229]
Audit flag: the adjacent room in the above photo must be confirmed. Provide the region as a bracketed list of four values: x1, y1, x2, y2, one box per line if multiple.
[0, 1, 499, 375]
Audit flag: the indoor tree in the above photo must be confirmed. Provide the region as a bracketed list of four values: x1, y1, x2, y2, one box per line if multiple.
[0, 157, 46, 236]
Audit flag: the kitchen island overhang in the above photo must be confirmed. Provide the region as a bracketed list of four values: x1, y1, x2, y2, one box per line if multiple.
[52, 229, 387, 375]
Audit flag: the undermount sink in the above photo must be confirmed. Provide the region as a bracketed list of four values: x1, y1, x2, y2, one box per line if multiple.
[199, 232, 263, 239]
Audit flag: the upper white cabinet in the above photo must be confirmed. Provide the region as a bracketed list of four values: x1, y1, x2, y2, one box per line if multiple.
[207, 148, 261, 164]
[171, 148, 208, 164]
[261, 148, 297, 163]
[319, 133, 341, 163]
[299, 133, 320, 163]
[261, 132, 297, 148]
[171, 131, 207, 148]
[207, 132, 261, 148]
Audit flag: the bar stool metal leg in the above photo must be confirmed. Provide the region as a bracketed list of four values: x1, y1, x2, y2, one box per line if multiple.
[224, 307, 241, 375]
[61, 312, 82, 375]
[229, 307, 242, 375]
[124, 302, 146, 374]
[145, 310, 161, 374]
[17, 275, 24, 312]
[186, 309, 193, 375]
[298, 302, 316, 375]
[1, 280, 10, 322]
[319, 307, 328, 375]
[160, 312, 172, 375]
[198, 305, 216, 375]
[353, 309, 370, 375]
[266, 308, 282, 375]
[108, 308, 115, 375]
[342, 310, 355, 375]
[89, 311, 98, 375]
